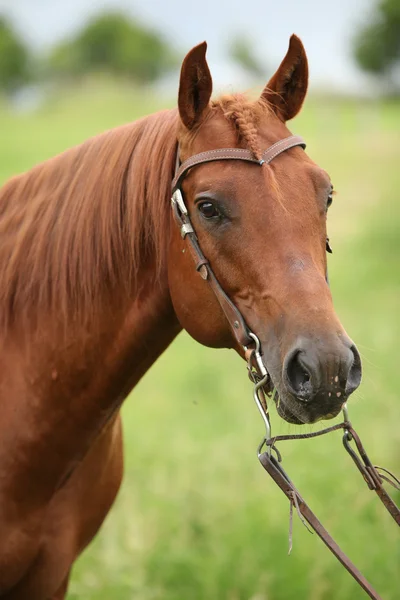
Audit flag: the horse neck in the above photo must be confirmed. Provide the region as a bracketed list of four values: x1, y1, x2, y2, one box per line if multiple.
[116, 257, 182, 386]
[0, 249, 181, 510]
[0, 115, 184, 508]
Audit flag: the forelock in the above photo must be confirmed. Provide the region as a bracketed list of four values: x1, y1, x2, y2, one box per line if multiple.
[212, 94, 269, 160]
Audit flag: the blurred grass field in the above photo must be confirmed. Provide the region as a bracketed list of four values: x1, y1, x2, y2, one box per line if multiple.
[1, 82, 399, 599]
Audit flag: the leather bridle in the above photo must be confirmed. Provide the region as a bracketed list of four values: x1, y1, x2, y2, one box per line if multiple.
[171, 135, 400, 600]
[171, 134, 306, 348]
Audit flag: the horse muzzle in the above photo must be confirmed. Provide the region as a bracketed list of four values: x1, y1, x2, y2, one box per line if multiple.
[270, 335, 362, 424]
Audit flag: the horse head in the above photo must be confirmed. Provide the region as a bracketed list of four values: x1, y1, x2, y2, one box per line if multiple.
[168, 38, 361, 425]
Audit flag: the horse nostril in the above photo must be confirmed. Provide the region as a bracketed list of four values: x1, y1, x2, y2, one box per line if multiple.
[346, 344, 362, 396]
[283, 340, 362, 406]
[285, 350, 313, 401]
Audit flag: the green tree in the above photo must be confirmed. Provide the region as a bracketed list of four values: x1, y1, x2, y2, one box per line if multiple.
[0, 16, 30, 92]
[229, 35, 265, 78]
[353, 0, 400, 91]
[48, 12, 175, 83]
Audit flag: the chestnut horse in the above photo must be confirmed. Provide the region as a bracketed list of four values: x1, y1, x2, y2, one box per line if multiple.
[0, 36, 361, 598]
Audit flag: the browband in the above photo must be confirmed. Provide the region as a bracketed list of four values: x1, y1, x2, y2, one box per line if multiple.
[172, 135, 306, 192]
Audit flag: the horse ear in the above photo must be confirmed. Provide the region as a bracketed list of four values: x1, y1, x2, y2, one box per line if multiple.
[178, 42, 213, 130]
[261, 35, 308, 122]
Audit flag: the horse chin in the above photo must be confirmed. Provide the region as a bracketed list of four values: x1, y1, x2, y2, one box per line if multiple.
[261, 372, 344, 426]
[272, 389, 344, 425]
[261, 376, 305, 424]
[275, 395, 306, 425]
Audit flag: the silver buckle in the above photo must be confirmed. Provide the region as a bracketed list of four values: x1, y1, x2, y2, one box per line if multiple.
[171, 189, 188, 215]
[181, 223, 194, 238]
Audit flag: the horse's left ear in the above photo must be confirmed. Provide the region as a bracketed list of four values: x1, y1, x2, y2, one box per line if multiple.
[178, 42, 213, 130]
[261, 34, 308, 122]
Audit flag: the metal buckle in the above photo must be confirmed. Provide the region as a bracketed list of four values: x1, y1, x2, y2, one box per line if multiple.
[245, 332, 271, 445]
[180, 223, 194, 238]
[171, 189, 188, 215]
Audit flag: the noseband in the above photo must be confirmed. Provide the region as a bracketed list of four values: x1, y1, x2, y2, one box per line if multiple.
[170, 134, 400, 600]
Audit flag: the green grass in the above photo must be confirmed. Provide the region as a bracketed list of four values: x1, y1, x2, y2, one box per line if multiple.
[1, 82, 399, 599]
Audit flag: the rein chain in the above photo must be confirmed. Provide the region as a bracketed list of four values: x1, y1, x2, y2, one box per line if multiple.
[171, 135, 400, 600]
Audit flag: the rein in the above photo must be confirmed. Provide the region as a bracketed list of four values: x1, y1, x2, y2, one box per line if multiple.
[171, 135, 400, 600]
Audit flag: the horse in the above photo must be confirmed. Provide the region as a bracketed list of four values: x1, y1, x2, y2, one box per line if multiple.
[0, 35, 362, 599]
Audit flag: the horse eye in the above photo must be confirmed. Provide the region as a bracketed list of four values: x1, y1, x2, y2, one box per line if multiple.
[198, 201, 219, 219]
[327, 190, 334, 208]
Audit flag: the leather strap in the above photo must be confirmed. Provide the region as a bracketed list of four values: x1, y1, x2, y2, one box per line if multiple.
[172, 135, 306, 192]
[343, 426, 400, 525]
[266, 424, 400, 526]
[171, 135, 306, 347]
[171, 133, 400, 598]
[171, 198, 252, 347]
[259, 451, 383, 600]
[258, 420, 400, 599]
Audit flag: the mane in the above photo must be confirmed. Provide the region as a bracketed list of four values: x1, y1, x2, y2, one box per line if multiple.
[0, 93, 272, 334]
[212, 93, 282, 198]
[0, 109, 178, 333]
[212, 94, 270, 160]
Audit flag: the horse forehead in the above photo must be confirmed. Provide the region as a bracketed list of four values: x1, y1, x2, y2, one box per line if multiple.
[182, 109, 302, 161]
[180, 110, 317, 192]
[189, 117, 237, 154]
[184, 147, 316, 196]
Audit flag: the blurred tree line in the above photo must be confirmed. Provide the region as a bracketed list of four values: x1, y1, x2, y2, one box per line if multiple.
[0, 11, 175, 93]
[354, 0, 400, 93]
[48, 13, 175, 83]
[0, 2, 399, 95]
[0, 17, 30, 92]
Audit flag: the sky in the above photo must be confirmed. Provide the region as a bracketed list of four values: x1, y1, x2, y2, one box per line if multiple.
[0, 0, 376, 92]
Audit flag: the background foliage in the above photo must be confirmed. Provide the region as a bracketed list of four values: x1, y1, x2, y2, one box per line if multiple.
[0, 16, 30, 92]
[1, 0, 400, 94]
[47, 12, 175, 83]
[0, 11, 175, 90]
[353, 0, 400, 93]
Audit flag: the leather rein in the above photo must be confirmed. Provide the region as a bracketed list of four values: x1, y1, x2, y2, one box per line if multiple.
[171, 135, 400, 600]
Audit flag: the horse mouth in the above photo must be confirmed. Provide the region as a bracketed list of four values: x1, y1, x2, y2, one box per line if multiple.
[264, 380, 343, 425]
[275, 395, 305, 424]
[261, 376, 304, 424]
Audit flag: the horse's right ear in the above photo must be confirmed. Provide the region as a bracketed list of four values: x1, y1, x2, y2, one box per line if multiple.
[178, 42, 213, 130]
[261, 35, 308, 122]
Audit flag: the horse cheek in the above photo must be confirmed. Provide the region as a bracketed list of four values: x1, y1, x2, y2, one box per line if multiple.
[167, 235, 232, 349]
